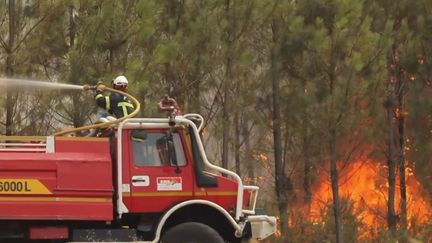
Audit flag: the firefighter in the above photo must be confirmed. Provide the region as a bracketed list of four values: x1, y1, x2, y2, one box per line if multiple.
[95, 75, 135, 119]
[158, 94, 181, 115]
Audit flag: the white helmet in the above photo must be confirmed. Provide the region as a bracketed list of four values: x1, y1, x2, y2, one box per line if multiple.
[112, 75, 128, 86]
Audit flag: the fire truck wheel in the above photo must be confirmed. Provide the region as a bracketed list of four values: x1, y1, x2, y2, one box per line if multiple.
[161, 222, 224, 243]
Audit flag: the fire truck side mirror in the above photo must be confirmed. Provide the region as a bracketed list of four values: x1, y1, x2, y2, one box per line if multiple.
[166, 133, 181, 174]
[155, 132, 181, 173]
[131, 130, 147, 141]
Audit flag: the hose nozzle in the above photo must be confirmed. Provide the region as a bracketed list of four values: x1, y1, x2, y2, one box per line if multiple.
[82, 84, 92, 91]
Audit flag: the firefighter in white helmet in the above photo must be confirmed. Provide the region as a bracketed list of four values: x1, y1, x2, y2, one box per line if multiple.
[94, 75, 135, 118]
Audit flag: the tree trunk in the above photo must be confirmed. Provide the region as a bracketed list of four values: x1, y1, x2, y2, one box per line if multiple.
[221, 0, 232, 169]
[386, 98, 397, 231]
[398, 107, 407, 229]
[68, 5, 86, 132]
[69, 5, 76, 47]
[234, 113, 241, 175]
[395, 48, 407, 229]
[302, 111, 312, 203]
[330, 127, 343, 243]
[327, 40, 343, 242]
[72, 94, 85, 129]
[271, 19, 288, 236]
[190, 57, 202, 113]
[385, 44, 398, 233]
[386, 43, 398, 232]
[221, 55, 231, 169]
[243, 120, 254, 181]
[5, 0, 16, 136]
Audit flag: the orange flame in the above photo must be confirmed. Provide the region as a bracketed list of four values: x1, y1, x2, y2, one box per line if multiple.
[310, 159, 432, 229]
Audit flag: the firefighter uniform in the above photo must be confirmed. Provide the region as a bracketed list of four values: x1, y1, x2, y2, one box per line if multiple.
[95, 92, 134, 118]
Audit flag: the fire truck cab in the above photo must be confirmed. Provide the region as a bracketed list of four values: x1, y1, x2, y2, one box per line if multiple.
[0, 114, 276, 242]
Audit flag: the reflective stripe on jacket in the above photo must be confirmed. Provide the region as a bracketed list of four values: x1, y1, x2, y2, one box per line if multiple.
[95, 92, 134, 118]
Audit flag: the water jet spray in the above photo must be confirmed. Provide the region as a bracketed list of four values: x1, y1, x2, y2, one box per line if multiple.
[0, 78, 140, 136]
[0, 78, 84, 90]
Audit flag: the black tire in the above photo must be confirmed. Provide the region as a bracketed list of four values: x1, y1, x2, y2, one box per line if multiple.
[161, 222, 224, 243]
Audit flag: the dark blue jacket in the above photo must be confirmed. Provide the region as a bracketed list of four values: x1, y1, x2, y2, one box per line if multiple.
[95, 92, 134, 118]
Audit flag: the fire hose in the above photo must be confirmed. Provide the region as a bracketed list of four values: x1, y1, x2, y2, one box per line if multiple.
[51, 85, 141, 136]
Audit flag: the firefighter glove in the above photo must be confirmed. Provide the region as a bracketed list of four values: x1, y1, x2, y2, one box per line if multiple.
[96, 84, 106, 92]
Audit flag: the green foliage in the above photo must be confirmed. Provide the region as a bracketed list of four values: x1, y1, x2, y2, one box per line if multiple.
[153, 40, 180, 64]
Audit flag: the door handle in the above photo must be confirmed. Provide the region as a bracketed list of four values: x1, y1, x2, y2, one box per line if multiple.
[131, 176, 150, 186]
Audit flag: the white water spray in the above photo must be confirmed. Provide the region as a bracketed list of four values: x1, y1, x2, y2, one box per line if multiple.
[0, 78, 83, 90]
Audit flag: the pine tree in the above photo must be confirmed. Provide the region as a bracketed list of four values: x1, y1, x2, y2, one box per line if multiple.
[294, 0, 389, 241]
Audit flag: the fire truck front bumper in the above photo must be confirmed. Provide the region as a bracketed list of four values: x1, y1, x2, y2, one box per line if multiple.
[246, 215, 277, 241]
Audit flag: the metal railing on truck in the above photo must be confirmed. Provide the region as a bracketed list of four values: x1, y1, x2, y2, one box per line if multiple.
[0, 136, 55, 153]
[116, 115, 260, 220]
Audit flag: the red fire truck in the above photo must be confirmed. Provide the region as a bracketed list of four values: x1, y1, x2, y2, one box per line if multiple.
[0, 113, 276, 242]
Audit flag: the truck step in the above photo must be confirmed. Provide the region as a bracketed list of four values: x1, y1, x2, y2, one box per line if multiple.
[72, 229, 138, 242]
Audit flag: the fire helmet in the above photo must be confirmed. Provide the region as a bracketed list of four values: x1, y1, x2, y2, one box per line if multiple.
[112, 75, 128, 86]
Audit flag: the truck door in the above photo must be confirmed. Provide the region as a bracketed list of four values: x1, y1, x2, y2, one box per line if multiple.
[127, 129, 193, 212]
